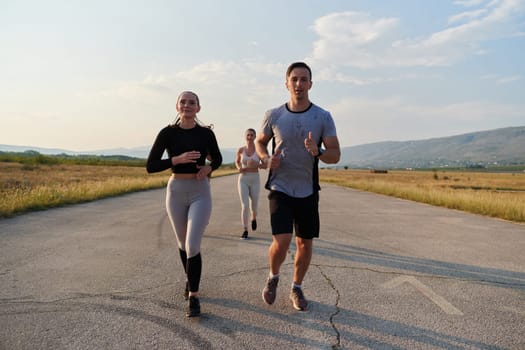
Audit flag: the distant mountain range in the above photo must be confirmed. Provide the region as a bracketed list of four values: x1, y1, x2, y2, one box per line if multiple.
[339, 126, 525, 168]
[1, 126, 524, 168]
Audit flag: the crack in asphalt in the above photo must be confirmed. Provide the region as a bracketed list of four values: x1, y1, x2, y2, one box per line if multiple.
[3, 251, 522, 350]
[315, 265, 342, 350]
[2, 261, 521, 306]
[287, 248, 343, 349]
[311, 263, 525, 289]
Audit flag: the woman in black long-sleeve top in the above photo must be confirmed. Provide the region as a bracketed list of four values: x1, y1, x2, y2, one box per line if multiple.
[147, 91, 222, 317]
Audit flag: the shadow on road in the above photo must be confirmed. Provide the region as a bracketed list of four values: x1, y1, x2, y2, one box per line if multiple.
[315, 240, 525, 291]
[202, 297, 505, 350]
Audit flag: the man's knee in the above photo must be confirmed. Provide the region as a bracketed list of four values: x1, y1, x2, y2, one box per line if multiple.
[296, 237, 313, 251]
[272, 234, 292, 249]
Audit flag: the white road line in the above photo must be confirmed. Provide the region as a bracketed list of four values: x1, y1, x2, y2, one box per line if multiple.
[382, 275, 464, 316]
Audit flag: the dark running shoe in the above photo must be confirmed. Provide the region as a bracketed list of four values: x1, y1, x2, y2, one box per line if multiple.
[184, 281, 189, 301]
[290, 287, 308, 311]
[251, 219, 257, 231]
[262, 277, 279, 305]
[241, 230, 248, 239]
[186, 296, 200, 317]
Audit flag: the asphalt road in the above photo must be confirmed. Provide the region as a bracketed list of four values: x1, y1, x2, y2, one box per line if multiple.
[1, 173, 524, 350]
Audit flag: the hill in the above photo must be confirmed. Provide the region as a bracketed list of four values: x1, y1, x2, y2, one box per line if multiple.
[339, 126, 525, 168]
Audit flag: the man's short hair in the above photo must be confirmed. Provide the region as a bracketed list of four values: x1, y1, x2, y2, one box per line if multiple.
[286, 62, 312, 80]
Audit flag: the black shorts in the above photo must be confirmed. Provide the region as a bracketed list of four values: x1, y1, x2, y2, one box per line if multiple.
[268, 190, 319, 239]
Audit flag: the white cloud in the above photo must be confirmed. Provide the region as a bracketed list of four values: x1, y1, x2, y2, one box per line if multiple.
[479, 74, 523, 84]
[175, 61, 236, 84]
[311, 12, 399, 46]
[95, 60, 283, 106]
[309, 12, 400, 69]
[170, 61, 285, 111]
[454, 0, 487, 7]
[497, 75, 523, 84]
[448, 9, 488, 24]
[100, 76, 172, 102]
[243, 61, 285, 77]
[174, 60, 284, 87]
[315, 67, 427, 85]
[308, 0, 525, 70]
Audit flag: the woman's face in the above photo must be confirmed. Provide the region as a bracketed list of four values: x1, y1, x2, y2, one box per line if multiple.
[176, 92, 200, 118]
[245, 130, 255, 142]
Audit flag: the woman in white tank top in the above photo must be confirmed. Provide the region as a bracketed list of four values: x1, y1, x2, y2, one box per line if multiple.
[235, 128, 263, 239]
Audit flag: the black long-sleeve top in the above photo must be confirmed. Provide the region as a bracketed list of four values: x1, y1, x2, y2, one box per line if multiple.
[146, 124, 222, 174]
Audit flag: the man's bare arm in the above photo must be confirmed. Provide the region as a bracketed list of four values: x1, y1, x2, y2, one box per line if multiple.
[319, 136, 340, 164]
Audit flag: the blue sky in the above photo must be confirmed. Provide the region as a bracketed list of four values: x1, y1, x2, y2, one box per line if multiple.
[1, 0, 524, 152]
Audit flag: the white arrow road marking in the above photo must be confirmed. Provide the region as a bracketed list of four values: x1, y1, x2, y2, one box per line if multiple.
[382, 275, 463, 316]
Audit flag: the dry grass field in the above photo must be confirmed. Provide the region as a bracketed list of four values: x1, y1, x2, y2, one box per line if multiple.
[319, 169, 525, 223]
[2, 162, 524, 223]
[0, 162, 236, 218]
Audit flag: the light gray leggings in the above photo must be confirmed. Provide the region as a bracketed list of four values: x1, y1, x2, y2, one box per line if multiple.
[166, 176, 212, 258]
[237, 172, 260, 228]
